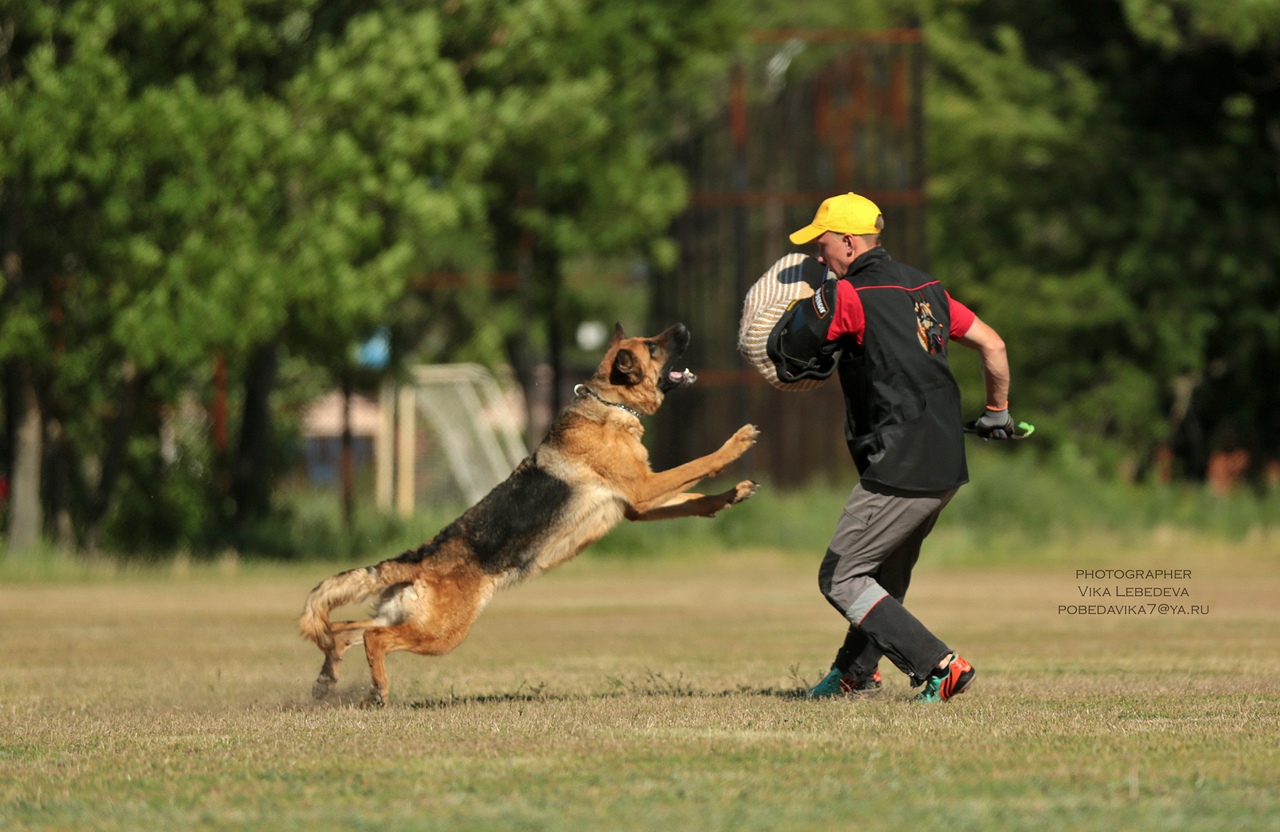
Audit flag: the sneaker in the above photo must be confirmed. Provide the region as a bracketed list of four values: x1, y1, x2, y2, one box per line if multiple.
[806, 667, 883, 699]
[914, 654, 975, 702]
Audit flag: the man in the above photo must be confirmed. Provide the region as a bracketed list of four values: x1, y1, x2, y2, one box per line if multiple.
[782, 192, 1017, 702]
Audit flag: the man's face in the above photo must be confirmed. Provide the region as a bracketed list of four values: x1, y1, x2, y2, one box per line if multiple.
[814, 231, 855, 278]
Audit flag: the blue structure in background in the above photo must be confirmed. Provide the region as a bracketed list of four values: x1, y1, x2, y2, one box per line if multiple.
[356, 328, 391, 370]
[303, 435, 376, 487]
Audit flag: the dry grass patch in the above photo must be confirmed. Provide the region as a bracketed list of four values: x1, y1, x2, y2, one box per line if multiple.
[2, 548, 1278, 830]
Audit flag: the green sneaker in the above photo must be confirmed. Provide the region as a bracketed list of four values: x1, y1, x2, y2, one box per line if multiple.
[806, 667, 882, 699]
[914, 654, 975, 702]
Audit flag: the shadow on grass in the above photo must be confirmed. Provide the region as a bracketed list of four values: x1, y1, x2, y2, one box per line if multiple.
[292, 670, 817, 711]
[292, 677, 876, 711]
[402, 677, 811, 710]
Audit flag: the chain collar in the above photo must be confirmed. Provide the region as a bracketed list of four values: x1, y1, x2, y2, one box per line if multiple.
[574, 384, 643, 419]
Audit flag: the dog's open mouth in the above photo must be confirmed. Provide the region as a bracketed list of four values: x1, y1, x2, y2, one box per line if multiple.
[663, 368, 697, 390]
[655, 324, 695, 392]
[669, 368, 697, 386]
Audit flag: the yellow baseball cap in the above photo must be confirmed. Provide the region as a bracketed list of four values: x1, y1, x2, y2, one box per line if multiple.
[789, 192, 884, 244]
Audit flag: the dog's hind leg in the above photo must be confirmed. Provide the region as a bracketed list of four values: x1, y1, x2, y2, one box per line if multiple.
[312, 620, 373, 699]
[362, 617, 481, 707]
[361, 571, 491, 706]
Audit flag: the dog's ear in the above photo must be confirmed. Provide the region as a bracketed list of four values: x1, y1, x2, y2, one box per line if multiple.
[609, 348, 643, 386]
[610, 322, 626, 345]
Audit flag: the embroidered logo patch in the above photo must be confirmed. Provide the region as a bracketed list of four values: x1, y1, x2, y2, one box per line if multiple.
[912, 292, 944, 354]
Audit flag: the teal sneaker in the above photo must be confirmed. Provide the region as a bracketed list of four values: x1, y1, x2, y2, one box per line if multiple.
[914, 654, 975, 702]
[806, 667, 882, 699]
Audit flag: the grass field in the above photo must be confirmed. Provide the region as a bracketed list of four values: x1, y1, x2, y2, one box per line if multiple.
[3, 537, 1279, 831]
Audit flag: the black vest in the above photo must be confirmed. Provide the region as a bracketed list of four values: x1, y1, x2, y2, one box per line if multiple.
[835, 248, 968, 492]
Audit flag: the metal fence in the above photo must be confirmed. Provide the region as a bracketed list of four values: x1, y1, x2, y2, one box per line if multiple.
[650, 30, 926, 487]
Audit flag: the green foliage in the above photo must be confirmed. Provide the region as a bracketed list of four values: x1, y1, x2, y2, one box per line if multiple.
[1121, 0, 1280, 51]
[420, 0, 741, 366]
[2, 0, 741, 553]
[3, 0, 489, 550]
[6, 0, 1280, 556]
[226, 488, 467, 563]
[284, 10, 489, 308]
[100, 433, 214, 556]
[590, 450, 1280, 564]
[101, 446, 1280, 565]
[943, 444, 1280, 554]
[925, 0, 1280, 470]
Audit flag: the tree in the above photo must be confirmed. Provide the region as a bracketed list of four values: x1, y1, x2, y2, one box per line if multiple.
[431, 0, 742, 429]
[1, 0, 745, 553]
[0, 2, 487, 550]
[925, 0, 1280, 478]
[704, 0, 1280, 481]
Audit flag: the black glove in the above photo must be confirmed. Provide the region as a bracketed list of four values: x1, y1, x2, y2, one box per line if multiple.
[966, 407, 1017, 440]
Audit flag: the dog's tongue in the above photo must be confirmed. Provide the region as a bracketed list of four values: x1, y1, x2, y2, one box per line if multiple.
[668, 368, 697, 386]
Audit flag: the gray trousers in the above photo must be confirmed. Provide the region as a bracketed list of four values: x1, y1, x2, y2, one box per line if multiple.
[818, 480, 957, 678]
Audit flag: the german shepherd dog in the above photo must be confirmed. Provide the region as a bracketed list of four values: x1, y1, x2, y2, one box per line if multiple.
[299, 323, 759, 706]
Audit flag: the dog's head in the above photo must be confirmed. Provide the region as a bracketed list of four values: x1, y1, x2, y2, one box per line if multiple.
[590, 323, 695, 415]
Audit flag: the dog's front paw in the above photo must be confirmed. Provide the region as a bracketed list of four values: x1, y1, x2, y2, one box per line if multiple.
[728, 480, 759, 505]
[727, 424, 760, 454]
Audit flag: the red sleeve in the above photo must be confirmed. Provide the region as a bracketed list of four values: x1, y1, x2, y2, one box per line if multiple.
[947, 293, 975, 340]
[826, 280, 865, 344]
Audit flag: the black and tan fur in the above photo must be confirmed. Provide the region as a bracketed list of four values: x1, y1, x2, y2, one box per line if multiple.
[298, 323, 759, 706]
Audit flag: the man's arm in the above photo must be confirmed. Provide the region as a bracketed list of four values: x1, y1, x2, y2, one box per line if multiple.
[953, 317, 1009, 410]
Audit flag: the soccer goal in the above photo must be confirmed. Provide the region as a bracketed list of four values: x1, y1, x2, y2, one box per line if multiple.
[377, 364, 527, 515]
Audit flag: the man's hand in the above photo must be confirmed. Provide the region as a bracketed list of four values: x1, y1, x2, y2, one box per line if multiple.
[964, 407, 1034, 440]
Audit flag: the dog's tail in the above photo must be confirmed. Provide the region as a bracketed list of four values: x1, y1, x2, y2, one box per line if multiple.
[298, 562, 412, 651]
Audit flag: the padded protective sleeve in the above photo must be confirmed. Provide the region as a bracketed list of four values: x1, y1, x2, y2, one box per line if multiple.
[766, 279, 841, 383]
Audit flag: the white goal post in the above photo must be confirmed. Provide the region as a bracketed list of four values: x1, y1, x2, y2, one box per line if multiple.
[376, 364, 527, 515]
